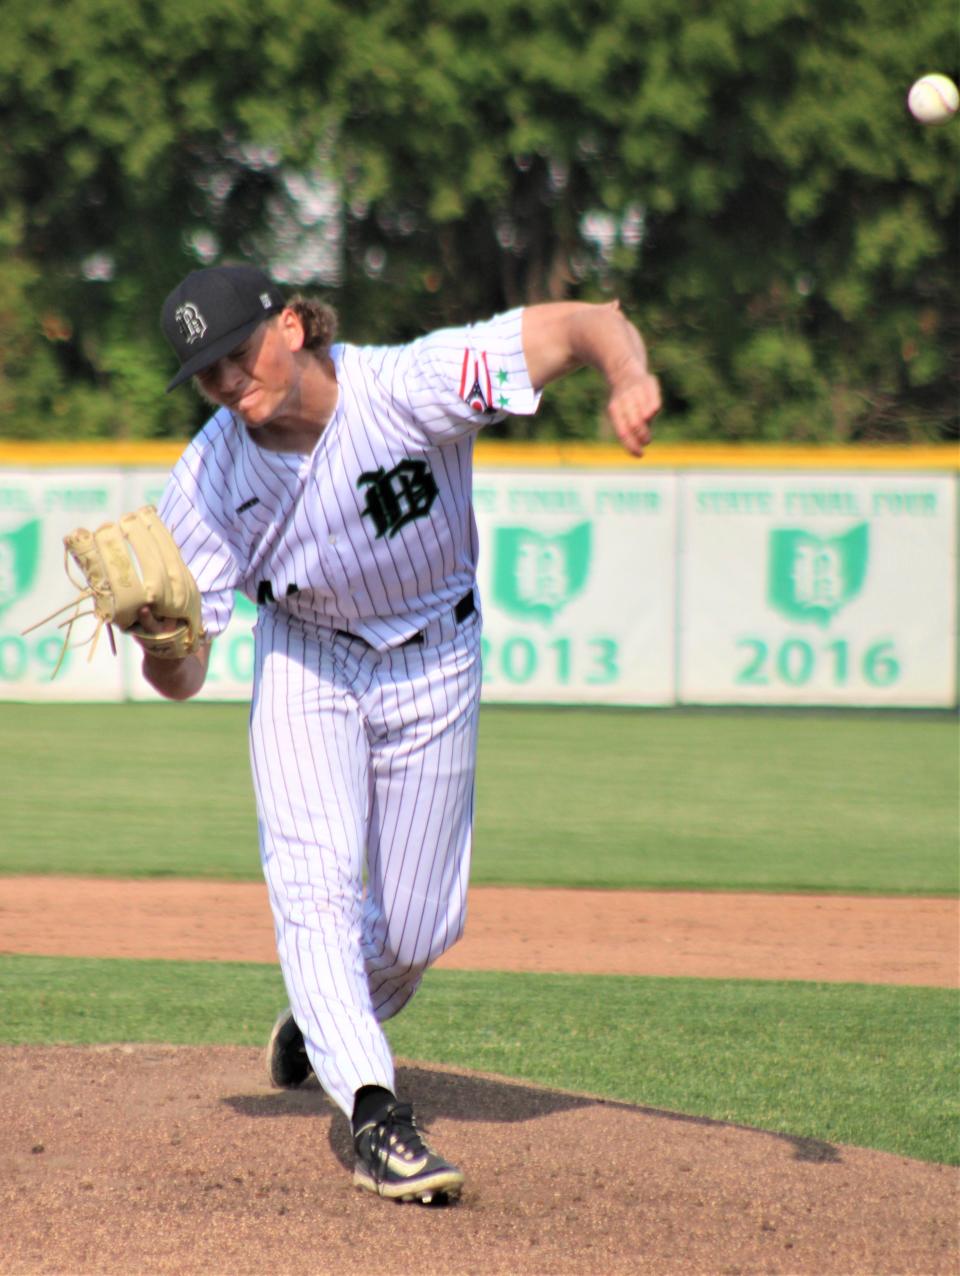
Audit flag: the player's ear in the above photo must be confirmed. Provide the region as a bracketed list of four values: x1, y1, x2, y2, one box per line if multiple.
[277, 307, 306, 353]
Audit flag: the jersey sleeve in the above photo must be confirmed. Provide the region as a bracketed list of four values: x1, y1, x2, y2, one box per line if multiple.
[156, 427, 243, 639]
[403, 307, 543, 444]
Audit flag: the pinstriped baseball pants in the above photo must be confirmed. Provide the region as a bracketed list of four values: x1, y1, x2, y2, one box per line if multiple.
[249, 607, 481, 1116]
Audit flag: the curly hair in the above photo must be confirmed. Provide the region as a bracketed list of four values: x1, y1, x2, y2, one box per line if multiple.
[287, 295, 339, 351]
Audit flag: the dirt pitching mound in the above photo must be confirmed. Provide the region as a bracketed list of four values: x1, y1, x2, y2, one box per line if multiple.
[0, 1046, 956, 1276]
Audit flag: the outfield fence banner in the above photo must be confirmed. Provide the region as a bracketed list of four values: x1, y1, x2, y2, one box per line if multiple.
[678, 472, 958, 707]
[473, 468, 677, 704]
[0, 470, 128, 700]
[0, 462, 956, 708]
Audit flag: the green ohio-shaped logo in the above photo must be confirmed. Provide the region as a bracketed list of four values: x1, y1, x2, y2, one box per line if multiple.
[768, 523, 869, 626]
[492, 522, 592, 623]
[0, 518, 41, 617]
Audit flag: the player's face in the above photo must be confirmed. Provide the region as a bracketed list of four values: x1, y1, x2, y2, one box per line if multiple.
[194, 312, 304, 428]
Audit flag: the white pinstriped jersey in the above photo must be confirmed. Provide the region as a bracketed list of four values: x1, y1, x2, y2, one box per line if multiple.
[157, 308, 540, 648]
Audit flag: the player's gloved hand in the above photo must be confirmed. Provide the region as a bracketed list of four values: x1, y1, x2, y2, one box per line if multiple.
[22, 505, 206, 676]
[133, 605, 186, 652]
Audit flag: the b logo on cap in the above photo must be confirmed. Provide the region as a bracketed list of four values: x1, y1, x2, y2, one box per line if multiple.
[175, 303, 208, 344]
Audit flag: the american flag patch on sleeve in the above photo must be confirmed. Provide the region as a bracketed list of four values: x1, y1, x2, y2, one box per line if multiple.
[459, 348, 495, 413]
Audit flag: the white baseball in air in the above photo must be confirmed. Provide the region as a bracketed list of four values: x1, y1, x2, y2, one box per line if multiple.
[907, 73, 959, 124]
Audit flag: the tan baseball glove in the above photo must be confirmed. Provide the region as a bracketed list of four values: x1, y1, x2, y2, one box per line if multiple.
[24, 506, 206, 674]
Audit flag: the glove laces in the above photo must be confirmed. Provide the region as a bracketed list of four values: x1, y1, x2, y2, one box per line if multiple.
[20, 549, 117, 678]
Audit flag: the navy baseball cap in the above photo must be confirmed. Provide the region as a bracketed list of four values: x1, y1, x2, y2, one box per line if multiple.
[161, 265, 286, 391]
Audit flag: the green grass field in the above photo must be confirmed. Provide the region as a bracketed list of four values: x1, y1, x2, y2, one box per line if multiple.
[1, 955, 955, 1165]
[1, 702, 957, 1165]
[2, 702, 957, 892]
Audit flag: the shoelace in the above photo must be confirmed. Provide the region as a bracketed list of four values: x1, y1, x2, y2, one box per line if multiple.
[366, 1103, 430, 1183]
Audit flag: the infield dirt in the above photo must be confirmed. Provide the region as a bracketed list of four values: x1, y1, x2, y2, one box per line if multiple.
[0, 877, 956, 986]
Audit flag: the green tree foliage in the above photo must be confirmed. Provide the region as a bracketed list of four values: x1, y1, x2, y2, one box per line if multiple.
[0, 0, 955, 441]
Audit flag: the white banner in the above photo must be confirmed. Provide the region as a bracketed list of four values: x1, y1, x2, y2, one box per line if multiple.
[473, 469, 677, 704]
[0, 471, 127, 701]
[2, 465, 956, 708]
[678, 472, 958, 706]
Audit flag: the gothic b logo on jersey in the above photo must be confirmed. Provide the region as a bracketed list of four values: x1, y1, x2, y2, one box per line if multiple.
[357, 460, 439, 539]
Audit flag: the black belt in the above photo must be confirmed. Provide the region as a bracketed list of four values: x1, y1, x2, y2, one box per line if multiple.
[336, 590, 475, 649]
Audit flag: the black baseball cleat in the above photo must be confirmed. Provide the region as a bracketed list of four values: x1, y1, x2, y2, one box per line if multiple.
[353, 1101, 464, 1204]
[265, 1008, 314, 1088]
